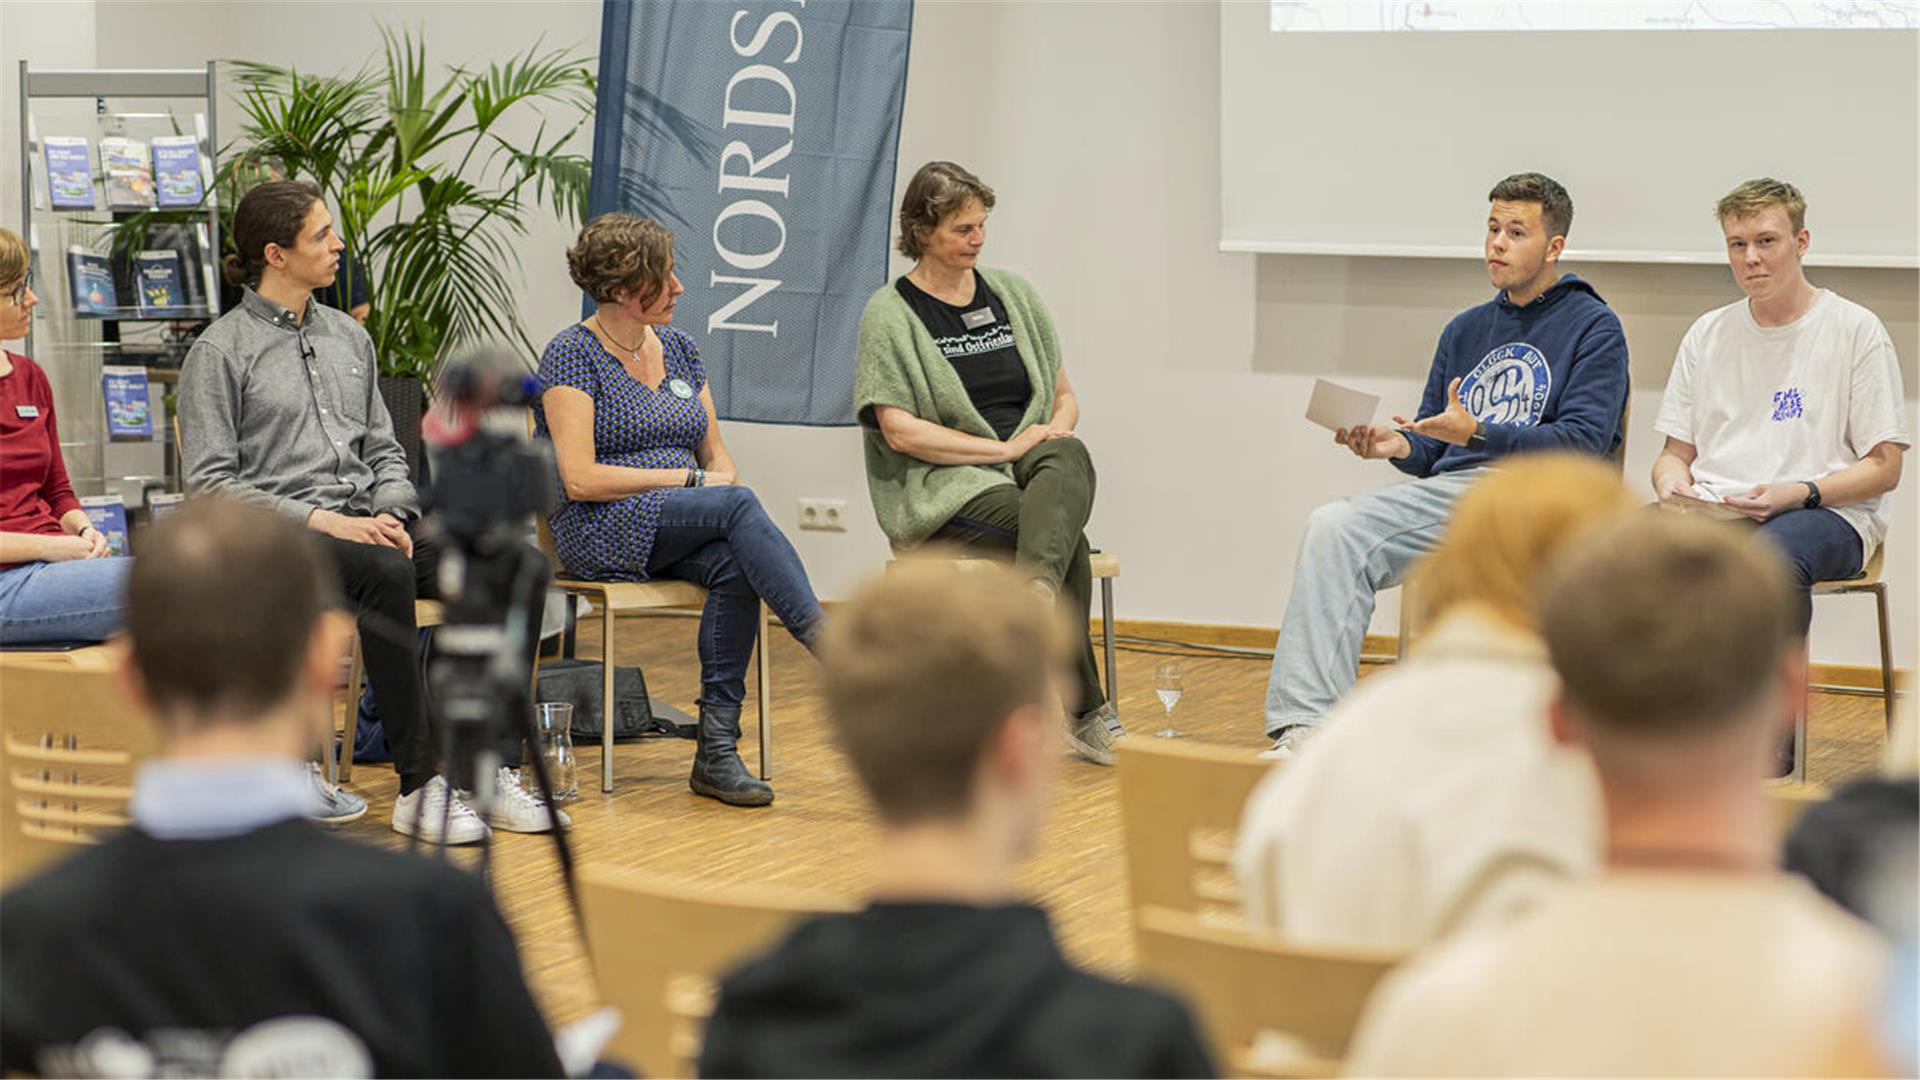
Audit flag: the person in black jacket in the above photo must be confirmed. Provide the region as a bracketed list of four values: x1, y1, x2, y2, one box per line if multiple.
[0, 497, 563, 1079]
[700, 558, 1214, 1079]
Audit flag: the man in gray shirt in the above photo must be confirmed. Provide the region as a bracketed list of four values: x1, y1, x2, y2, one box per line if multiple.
[179, 180, 564, 841]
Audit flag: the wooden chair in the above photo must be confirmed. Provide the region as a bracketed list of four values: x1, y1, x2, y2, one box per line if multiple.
[1134, 904, 1401, 1078]
[578, 865, 850, 1078]
[333, 598, 445, 783]
[906, 551, 1123, 705]
[0, 657, 151, 888]
[1116, 737, 1274, 925]
[1794, 545, 1898, 783]
[536, 517, 772, 793]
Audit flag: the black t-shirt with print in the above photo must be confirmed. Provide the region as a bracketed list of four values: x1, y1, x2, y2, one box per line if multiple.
[896, 272, 1031, 441]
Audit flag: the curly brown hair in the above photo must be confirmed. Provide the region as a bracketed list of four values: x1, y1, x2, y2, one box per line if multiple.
[896, 161, 995, 260]
[568, 213, 675, 305]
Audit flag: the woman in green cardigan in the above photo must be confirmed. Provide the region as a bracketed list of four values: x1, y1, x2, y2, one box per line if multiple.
[854, 161, 1120, 766]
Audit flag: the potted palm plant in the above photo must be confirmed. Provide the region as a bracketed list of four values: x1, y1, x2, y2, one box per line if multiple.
[223, 27, 594, 468]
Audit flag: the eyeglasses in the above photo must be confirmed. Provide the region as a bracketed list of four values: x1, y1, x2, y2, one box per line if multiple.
[3, 272, 31, 308]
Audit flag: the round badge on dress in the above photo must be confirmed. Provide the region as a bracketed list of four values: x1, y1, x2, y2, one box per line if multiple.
[668, 378, 694, 399]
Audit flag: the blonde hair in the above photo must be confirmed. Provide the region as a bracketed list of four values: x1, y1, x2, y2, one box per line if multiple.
[0, 226, 27, 289]
[567, 213, 675, 306]
[1716, 177, 1807, 234]
[820, 556, 1069, 825]
[1407, 453, 1638, 635]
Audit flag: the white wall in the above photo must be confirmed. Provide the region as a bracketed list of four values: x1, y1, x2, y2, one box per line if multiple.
[77, 0, 1917, 674]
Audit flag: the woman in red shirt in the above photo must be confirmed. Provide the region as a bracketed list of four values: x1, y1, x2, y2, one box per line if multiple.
[0, 226, 128, 644]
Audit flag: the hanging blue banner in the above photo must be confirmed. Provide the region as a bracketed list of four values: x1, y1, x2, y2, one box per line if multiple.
[590, 0, 912, 426]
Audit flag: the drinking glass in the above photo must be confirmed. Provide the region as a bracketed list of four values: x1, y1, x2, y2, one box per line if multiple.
[530, 702, 580, 801]
[1154, 660, 1186, 739]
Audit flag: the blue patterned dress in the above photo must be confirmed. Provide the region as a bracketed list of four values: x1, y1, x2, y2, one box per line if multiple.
[533, 322, 709, 580]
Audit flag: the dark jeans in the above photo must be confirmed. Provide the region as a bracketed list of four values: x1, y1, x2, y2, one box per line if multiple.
[645, 486, 823, 710]
[929, 436, 1106, 716]
[321, 524, 545, 793]
[1754, 508, 1864, 635]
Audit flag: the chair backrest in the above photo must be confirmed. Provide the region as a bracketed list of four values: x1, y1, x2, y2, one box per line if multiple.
[1116, 738, 1274, 924]
[0, 658, 152, 889]
[1134, 904, 1401, 1075]
[578, 865, 852, 1078]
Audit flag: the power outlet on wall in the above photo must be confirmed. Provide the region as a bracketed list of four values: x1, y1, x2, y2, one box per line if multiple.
[797, 498, 848, 532]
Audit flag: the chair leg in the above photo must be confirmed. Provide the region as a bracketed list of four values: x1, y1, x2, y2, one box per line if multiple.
[756, 601, 772, 781]
[563, 593, 578, 660]
[1396, 588, 1409, 662]
[337, 639, 363, 784]
[1100, 577, 1118, 710]
[1873, 584, 1896, 735]
[1791, 704, 1808, 785]
[602, 601, 616, 794]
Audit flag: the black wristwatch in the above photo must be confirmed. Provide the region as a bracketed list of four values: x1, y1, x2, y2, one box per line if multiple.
[1802, 480, 1822, 510]
[1466, 420, 1488, 451]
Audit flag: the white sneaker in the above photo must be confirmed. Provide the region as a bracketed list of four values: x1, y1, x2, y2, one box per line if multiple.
[471, 766, 572, 834]
[392, 776, 490, 845]
[1258, 724, 1320, 761]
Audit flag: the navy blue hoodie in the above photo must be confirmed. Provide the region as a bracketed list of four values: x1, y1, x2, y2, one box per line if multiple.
[1394, 274, 1629, 478]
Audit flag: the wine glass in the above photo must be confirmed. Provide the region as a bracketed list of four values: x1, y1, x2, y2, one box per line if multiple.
[1154, 660, 1186, 739]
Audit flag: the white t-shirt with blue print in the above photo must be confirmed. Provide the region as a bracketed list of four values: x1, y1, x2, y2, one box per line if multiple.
[1656, 289, 1910, 553]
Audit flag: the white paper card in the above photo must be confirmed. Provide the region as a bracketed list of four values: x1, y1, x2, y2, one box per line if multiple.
[1305, 378, 1380, 433]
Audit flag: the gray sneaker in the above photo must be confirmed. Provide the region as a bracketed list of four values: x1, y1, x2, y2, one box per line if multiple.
[305, 762, 368, 826]
[1258, 723, 1320, 761]
[1066, 702, 1123, 766]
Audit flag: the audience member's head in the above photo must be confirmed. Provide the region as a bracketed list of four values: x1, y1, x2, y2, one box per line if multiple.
[1540, 513, 1802, 792]
[819, 557, 1069, 852]
[122, 498, 346, 750]
[1409, 452, 1636, 635]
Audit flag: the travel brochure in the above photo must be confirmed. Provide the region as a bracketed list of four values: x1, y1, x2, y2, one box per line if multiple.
[102, 366, 153, 439]
[98, 136, 155, 210]
[65, 246, 118, 316]
[134, 250, 186, 316]
[151, 135, 205, 208]
[79, 495, 131, 558]
[41, 135, 95, 210]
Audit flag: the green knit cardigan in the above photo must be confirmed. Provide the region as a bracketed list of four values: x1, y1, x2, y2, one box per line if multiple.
[854, 267, 1061, 548]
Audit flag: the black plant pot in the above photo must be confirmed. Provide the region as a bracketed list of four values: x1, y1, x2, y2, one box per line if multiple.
[377, 375, 427, 485]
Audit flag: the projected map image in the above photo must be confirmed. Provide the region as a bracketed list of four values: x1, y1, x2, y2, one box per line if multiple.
[1270, 1, 1920, 32]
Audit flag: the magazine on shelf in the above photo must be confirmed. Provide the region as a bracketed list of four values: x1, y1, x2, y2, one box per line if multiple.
[147, 492, 186, 523]
[151, 135, 205, 208]
[99, 136, 155, 209]
[42, 135, 96, 210]
[79, 495, 131, 557]
[102, 366, 153, 439]
[65, 246, 118, 316]
[134, 250, 186, 315]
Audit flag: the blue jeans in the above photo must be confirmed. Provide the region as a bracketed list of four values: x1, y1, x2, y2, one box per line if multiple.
[0, 557, 132, 645]
[646, 487, 823, 710]
[1755, 508, 1863, 635]
[1264, 467, 1488, 737]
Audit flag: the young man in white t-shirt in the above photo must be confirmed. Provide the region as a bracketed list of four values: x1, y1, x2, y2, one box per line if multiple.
[1345, 514, 1888, 1078]
[1651, 178, 1909, 635]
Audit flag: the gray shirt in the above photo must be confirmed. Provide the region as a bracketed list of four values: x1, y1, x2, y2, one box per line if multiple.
[179, 288, 417, 523]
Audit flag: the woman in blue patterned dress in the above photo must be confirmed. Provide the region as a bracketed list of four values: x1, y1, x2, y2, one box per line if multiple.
[535, 214, 823, 807]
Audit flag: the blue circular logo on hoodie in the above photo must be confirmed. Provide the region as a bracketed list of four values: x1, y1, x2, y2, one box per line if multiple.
[1459, 343, 1551, 426]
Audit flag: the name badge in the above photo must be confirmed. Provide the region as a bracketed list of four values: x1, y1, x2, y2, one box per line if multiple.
[14, 405, 38, 419]
[961, 306, 996, 330]
[668, 378, 695, 400]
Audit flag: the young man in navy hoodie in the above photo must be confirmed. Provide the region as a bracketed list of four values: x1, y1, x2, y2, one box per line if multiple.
[701, 561, 1214, 1079]
[1262, 172, 1629, 757]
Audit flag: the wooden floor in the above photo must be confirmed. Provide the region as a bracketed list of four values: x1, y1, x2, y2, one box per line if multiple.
[326, 614, 1897, 1031]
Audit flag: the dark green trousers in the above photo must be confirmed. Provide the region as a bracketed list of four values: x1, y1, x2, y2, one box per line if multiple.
[930, 437, 1104, 714]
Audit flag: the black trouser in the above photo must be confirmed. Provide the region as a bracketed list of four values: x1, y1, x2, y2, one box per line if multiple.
[929, 437, 1106, 716]
[320, 525, 544, 794]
